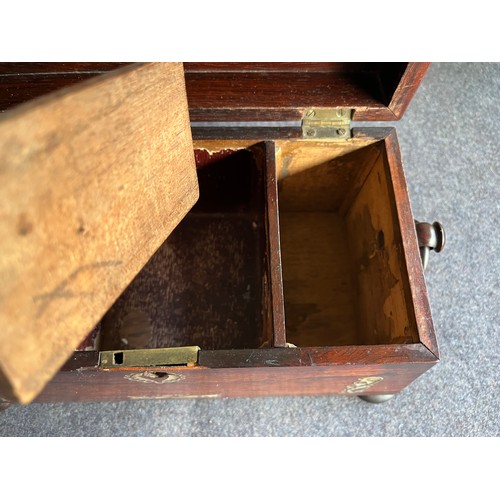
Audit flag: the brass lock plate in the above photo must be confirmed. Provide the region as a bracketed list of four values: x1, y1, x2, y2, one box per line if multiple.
[99, 346, 200, 368]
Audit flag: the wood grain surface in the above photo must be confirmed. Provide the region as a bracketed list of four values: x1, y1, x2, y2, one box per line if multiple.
[383, 131, 438, 356]
[345, 145, 419, 345]
[275, 139, 378, 347]
[280, 212, 359, 346]
[263, 142, 287, 347]
[0, 63, 198, 403]
[0, 63, 429, 123]
[32, 343, 437, 403]
[387, 63, 431, 119]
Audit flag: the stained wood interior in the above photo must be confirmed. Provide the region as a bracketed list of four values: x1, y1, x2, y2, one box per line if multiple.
[90, 137, 419, 353]
[275, 139, 418, 346]
[100, 143, 272, 351]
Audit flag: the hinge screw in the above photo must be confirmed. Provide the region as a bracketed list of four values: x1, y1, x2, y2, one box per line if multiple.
[305, 109, 316, 117]
[306, 129, 316, 137]
[337, 128, 346, 136]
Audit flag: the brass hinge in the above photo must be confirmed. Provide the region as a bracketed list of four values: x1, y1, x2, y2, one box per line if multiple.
[302, 108, 352, 139]
[99, 346, 200, 368]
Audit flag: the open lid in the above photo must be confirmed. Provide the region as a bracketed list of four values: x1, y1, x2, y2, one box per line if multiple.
[0, 63, 429, 123]
[0, 63, 199, 403]
[184, 63, 430, 123]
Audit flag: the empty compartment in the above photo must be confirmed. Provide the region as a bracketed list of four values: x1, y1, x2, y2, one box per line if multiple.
[276, 139, 418, 347]
[100, 143, 273, 351]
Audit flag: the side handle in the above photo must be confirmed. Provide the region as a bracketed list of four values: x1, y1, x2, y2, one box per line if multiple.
[415, 221, 446, 271]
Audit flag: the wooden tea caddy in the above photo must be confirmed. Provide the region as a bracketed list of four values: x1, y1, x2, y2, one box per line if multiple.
[0, 62, 445, 408]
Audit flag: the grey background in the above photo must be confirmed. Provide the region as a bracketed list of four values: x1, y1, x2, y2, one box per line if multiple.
[1, 62, 498, 436]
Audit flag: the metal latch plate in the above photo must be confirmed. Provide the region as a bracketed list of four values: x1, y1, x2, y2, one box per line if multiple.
[99, 346, 200, 368]
[302, 108, 352, 139]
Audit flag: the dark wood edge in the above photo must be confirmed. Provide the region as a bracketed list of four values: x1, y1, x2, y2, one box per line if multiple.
[0, 63, 130, 75]
[189, 108, 303, 122]
[191, 126, 301, 141]
[198, 343, 437, 368]
[352, 107, 398, 121]
[388, 63, 431, 120]
[198, 127, 397, 141]
[54, 342, 438, 374]
[352, 127, 394, 141]
[384, 130, 439, 357]
[190, 106, 398, 124]
[264, 142, 287, 347]
[0, 63, 145, 122]
[192, 126, 393, 142]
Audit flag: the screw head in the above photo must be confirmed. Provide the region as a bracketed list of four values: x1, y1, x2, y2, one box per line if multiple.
[306, 129, 316, 137]
[337, 128, 346, 136]
[305, 109, 316, 118]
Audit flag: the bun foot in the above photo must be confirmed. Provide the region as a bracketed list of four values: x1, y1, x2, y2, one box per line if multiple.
[0, 402, 11, 412]
[358, 394, 395, 404]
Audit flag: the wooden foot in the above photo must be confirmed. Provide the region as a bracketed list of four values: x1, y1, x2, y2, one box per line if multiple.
[0, 402, 12, 412]
[358, 394, 395, 404]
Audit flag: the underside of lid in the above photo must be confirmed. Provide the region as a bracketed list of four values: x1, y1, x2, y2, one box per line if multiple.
[0, 62, 430, 122]
[184, 62, 430, 122]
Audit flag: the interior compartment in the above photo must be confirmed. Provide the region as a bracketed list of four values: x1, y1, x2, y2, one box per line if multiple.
[275, 139, 418, 347]
[91, 137, 419, 353]
[99, 143, 272, 351]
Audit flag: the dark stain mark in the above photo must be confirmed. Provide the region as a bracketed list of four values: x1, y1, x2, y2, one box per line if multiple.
[391, 326, 415, 344]
[17, 213, 33, 236]
[33, 260, 122, 318]
[376, 229, 385, 251]
[353, 206, 398, 343]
